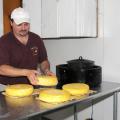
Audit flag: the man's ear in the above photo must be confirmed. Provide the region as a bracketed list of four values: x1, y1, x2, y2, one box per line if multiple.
[10, 19, 13, 26]
[10, 21, 12, 26]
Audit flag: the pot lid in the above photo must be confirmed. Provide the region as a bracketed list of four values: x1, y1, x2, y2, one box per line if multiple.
[67, 56, 94, 64]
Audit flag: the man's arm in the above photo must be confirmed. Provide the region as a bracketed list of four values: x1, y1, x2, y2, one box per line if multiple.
[40, 60, 55, 76]
[0, 65, 38, 84]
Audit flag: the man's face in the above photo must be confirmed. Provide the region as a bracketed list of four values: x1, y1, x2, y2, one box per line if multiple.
[11, 21, 30, 37]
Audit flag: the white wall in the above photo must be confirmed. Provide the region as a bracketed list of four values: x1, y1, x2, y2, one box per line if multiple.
[44, 38, 104, 73]
[0, 0, 3, 36]
[103, 0, 120, 83]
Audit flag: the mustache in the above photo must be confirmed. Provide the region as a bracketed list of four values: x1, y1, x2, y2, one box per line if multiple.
[20, 30, 27, 32]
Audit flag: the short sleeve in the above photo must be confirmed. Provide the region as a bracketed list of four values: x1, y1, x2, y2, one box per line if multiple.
[38, 39, 48, 63]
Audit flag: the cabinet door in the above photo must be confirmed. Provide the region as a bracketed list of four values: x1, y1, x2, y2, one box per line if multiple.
[58, 0, 76, 37]
[77, 0, 97, 37]
[41, 0, 58, 38]
[93, 96, 113, 120]
[58, 0, 97, 37]
[77, 106, 92, 120]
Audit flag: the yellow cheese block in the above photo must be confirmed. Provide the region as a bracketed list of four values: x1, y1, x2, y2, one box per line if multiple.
[5, 84, 34, 97]
[62, 83, 89, 95]
[38, 89, 70, 103]
[37, 76, 58, 86]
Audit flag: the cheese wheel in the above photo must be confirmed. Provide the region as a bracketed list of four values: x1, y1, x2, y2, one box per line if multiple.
[62, 83, 89, 95]
[40, 101, 59, 109]
[38, 89, 70, 103]
[5, 84, 34, 97]
[5, 96, 34, 107]
[37, 76, 58, 86]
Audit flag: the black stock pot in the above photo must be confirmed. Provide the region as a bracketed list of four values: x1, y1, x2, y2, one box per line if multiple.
[67, 56, 101, 87]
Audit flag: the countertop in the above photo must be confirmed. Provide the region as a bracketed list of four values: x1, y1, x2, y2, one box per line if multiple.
[0, 81, 120, 120]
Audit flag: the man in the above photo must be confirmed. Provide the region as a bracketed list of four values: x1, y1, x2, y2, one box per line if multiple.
[0, 7, 54, 85]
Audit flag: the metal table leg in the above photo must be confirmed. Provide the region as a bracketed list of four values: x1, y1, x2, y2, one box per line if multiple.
[113, 92, 118, 120]
[41, 116, 52, 120]
[74, 104, 78, 120]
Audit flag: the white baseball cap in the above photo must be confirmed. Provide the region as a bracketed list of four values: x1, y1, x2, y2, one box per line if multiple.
[11, 7, 30, 25]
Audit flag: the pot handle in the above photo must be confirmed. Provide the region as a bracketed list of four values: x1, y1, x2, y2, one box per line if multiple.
[79, 56, 83, 60]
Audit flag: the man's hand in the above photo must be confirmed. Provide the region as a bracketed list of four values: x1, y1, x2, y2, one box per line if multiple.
[45, 69, 55, 76]
[40, 60, 55, 76]
[25, 70, 39, 85]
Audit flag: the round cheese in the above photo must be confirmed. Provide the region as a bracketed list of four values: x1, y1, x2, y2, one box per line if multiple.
[62, 83, 89, 95]
[40, 101, 59, 109]
[38, 89, 70, 103]
[5, 84, 34, 97]
[37, 76, 58, 86]
[5, 96, 34, 107]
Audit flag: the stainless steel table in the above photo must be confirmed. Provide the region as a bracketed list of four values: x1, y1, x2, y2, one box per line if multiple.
[0, 81, 120, 120]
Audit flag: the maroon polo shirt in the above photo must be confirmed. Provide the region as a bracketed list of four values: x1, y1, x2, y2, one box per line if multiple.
[0, 32, 48, 85]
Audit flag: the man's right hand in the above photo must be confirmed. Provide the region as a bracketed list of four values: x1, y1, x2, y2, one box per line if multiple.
[25, 70, 39, 85]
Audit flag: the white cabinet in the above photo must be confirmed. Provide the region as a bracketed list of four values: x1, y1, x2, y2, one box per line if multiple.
[41, 0, 97, 38]
[77, 0, 97, 37]
[77, 104, 93, 120]
[93, 96, 113, 120]
[58, 0, 76, 37]
[118, 92, 120, 120]
[41, 0, 58, 38]
[23, 0, 97, 38]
